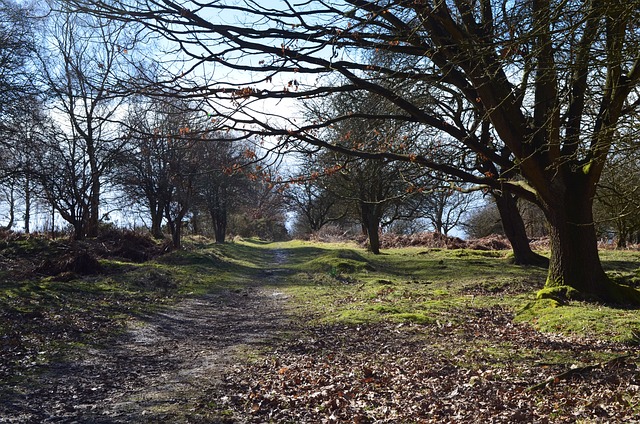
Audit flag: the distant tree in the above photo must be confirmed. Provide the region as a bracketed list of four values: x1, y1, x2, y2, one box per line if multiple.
[595, 147, 640, 248]
[464, 200, 504, 239]
[163, 144, 198, 248]
[301, 88, 430, 254]
[284, 157, 347, 237]
[465, 195, 548, 243]
[117, 99, 173, 239]
[518, 199, 548, 239]
[192, 137, 254, 243]
[228, 174, 289, 241]
[318, 152, 425, 254]
[412, 178, 478, 236]
[118, 98, 205, 247]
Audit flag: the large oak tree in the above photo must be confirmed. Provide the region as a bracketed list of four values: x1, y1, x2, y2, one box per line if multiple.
[66, 0, 640, 303]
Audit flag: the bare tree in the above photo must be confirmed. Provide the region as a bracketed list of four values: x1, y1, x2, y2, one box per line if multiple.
[417, 183, 477, 236]
[595, 145, 640, 248]
[66, 1, 640, 303]
[118, 97, 206, 247]
[0, 0, 36, 121]
[35, 6, 134, 238]
[284, 158, 346, 236]
[192, 137, 254, 243]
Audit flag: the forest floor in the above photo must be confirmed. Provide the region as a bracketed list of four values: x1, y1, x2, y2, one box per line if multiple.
[1, 237, 640, 423]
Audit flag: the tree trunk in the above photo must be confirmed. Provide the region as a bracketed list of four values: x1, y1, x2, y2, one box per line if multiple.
[541, 187, 640, 304]
[86, 139, 100, 238]
[24, 176, 30, 234]
[87, 177, 100, 238]
[615, 222, 628, 249]
[493, 191, 549, 267]
[212, 207, 227, 243]
[361, 202, 381, 254]
[172, 220, 183, 248]
[73, 220, 85, 241]
[191, 209, 200, 235]
[151, 213, 164, 239]
[51, 204, 56, 239]
[1, 187, 15, 231]
[150, 199, 165, 239]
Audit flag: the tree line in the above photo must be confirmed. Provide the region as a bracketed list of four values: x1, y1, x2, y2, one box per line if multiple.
[0, 1, 289, 247]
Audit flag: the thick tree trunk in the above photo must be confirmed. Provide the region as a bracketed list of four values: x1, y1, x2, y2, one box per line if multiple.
[149, 199, 165, 239]
[493, 192, 548, 267]
[542, 188, 640, 304]
[150, 214, 164, 239]
[367, 223, 380, 255]
[73, 221, 85, 241]
[545, 209, 606, 297]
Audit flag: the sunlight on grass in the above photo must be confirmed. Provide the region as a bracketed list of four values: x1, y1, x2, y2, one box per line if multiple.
[269, 240, 640, 343]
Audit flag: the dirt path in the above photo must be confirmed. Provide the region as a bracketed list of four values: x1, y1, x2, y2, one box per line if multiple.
[2, 249, 293, 423]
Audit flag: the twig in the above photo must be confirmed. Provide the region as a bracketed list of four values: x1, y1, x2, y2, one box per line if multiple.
[526, 354, 633, 391]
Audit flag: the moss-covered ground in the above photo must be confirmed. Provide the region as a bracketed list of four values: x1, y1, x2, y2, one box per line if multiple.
[266, 240, 640, 344]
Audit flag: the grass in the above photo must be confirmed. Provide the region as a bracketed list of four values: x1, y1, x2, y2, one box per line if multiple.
[274, 241, 537, 321]
[268, 240, 640, 343]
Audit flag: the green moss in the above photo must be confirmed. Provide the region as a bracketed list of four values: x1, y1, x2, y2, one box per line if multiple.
[291, 248, 374, 274]
[536, 285, 580, 302]
[372, 305, 402, 314]
[516, 298, 640, 343]
[391, 312, 436, 325]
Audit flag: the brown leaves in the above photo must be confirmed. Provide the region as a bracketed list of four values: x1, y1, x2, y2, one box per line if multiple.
[219, 314, 640, 423]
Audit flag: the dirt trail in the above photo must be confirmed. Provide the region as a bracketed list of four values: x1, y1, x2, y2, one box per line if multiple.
[2, 249, 292, 423]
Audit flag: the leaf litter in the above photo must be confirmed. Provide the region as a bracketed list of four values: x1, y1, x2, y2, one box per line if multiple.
[220, 308, 640, 423]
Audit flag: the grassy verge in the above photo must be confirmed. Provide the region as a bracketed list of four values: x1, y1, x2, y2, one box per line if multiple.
[269, 240, 640, 344]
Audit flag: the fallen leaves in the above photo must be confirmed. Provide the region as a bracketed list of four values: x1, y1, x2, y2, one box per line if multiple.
[217, 309, 640, 422]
